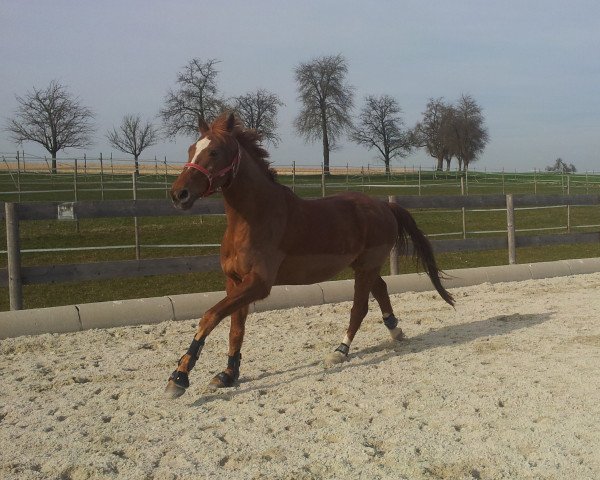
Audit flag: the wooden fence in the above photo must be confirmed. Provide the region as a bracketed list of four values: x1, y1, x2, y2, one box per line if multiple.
[2, 193, 600, 310]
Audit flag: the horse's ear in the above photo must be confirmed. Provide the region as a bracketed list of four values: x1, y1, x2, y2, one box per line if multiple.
[198, 117, 209, 136]
[225, 112, 236, 132]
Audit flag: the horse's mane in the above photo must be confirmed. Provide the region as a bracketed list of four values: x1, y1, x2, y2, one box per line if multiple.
[211, 113, 277, 182]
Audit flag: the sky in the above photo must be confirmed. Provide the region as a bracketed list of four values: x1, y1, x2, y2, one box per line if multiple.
[1, 0, 599, 172]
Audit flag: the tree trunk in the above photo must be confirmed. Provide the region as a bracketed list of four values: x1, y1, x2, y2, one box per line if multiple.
[134, 155, 140, 176]
[436, 156, 444, 171]
[321, 109, 330, 175]
[322, 138, 330, 175]
[457, 158, 463, 171]
[51, 152, 57, 175]
[384, 158, 390, 175]
[445, 157, 451, 171]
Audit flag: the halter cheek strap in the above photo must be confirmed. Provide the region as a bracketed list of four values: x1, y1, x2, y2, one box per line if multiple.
[184, 147, 241, 197]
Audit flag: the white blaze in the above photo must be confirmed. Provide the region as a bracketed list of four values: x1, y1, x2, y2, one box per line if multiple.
[190, 137, 211, 164]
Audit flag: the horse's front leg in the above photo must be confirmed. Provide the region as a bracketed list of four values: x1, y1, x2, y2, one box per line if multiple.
[165, 271, 270, 399]
[208, 304, 248, 388]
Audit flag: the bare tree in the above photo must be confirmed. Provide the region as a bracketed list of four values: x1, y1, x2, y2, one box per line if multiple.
[449, 94, 489, 171]
[546, 157, 576, 173]
[351, 94, 412, 174]
[294, 54, 354, 174]
[232, 89, 284, 146]
[5, 80, 94, 173]
[159, 58, 225, 138]
[413, 97, 454, 171]
[106, 114, 159, 175]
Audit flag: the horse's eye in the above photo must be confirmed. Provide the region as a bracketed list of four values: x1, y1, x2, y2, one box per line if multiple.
[209, 150, 218, 157]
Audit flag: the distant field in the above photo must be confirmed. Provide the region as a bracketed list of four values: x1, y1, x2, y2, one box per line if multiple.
[1, 168, 599, 310]
[2, 166, 600, 202]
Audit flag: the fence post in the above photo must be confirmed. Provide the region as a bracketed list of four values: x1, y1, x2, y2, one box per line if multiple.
[132, 173, 141, 260]
[84, 153, 87, 179]
[74, 158, 78, 201]
[164, 156, 169, 198]
[110, 152, 114, 179]
[502, 168, 505, 195]
[567, 175, 571, 233]
[534, 168, 537, 195]
[16, 151, 21, 201]
[99, 153, 105, 200]
[321, 163, 325, 197]
[586, 171, 589, 194]
[506, 194, 516, 265]
[5, 202, 23, 310]
[292, 161, 296, 193]
[74, 158, 80, 233]
[388, 195, 399, 275]
[361, 167, 365, 192]
[461, 177, 467, 239]
[346, 162, 349, 191]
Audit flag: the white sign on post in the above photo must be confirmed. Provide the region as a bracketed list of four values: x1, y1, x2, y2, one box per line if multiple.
[57, 203, 76, 221]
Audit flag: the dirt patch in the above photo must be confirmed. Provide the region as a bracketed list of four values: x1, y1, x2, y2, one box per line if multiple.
[1, 273, 600, 479]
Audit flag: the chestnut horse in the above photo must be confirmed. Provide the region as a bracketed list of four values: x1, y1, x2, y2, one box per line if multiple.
[165, 112, 454, 398]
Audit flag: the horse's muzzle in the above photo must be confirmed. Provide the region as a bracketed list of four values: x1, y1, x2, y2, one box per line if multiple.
[171, 188, 193, 210]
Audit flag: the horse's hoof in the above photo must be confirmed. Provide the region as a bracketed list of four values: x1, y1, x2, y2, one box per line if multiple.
[165, 379, 187, 399]
[209, 371, 236, 389]
[164, 370, 189, 399]
[389, 326, 404, 341]
[324, 350, 348, 368]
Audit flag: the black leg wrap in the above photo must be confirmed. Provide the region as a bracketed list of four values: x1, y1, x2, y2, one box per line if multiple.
[227, 351, 242, 381]
[185, 337, 205, 371]
[383, 314, 399, 330]
[335, 343, 350, 356]
[211, 352, 242, 388]
[169, 370, 189, 389]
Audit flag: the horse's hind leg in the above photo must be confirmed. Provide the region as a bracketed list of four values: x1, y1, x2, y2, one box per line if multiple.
[209, 304, 248, 388]
[325, 269, 377, 366]
[371, 276, 404, 341]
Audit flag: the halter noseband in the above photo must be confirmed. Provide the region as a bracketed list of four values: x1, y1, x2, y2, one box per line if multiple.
[184, 145, 241, 197]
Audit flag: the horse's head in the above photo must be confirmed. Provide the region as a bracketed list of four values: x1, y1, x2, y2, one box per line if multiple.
[171, 112, 240, 209]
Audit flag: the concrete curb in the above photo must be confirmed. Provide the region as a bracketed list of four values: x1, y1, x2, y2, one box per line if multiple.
[168, 291, 225, 322]
[1, 257, 599, 339]
[0, 305, 81, 338]
[77, 297, 174, 331]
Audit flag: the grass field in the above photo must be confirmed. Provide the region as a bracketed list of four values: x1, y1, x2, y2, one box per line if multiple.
[1, 168, 600, 311]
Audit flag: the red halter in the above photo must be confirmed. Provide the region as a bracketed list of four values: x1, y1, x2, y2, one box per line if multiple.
[184, 146, 241, 197]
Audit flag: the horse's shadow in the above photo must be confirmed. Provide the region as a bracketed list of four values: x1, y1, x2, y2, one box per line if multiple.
[191, 311, 551, 407]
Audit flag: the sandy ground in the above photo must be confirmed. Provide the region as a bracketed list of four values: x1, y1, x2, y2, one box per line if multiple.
[1, 273, 600, 480]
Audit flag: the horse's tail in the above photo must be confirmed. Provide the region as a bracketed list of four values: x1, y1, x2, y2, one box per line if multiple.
[388, 202, 455, 307]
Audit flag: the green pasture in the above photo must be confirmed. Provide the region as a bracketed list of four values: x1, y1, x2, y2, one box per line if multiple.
[1, 169, 600, 310]
[2, 169, 600, 202]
